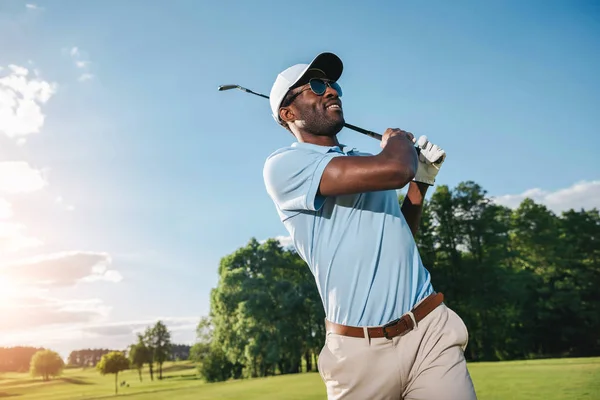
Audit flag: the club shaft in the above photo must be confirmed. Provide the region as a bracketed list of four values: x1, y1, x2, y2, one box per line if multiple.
[241, 87, 269, 99]
[343, 123, 382, 141]
[220, 84, 383, 140]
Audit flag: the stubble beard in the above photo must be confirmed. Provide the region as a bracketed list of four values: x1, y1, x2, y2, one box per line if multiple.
[300, 108, 345, 137]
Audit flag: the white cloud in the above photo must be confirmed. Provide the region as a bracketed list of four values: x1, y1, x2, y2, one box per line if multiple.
[25, 4, 40, 10]
[275, 235, 293, 248]
[260, 235, 294, 249]
[0, 161, 47, 193]
[0, 198, 12, 219]
[78, 73, 94, 82]
[0, 167, 45, 251]
[0, 296, 110, 332]
[0, 64, 57, 139]
[9, 65, 28, 76]
[54, 195, 76, 211]
[0, 251, 121, 288]
[0, 250, 122, 339]
[491, 180, 600, 213]
[67, 47, 94, 82]
[0, 221, 44, 252]
[80, 260, 122, 284]
[81, 317, 199, 338]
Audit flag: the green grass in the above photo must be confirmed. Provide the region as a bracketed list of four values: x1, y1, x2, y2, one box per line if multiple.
[469, 357, 600, 400]
[0, 357, 598, 399]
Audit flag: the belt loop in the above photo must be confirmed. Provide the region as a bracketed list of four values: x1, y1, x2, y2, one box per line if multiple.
[362, 326, 370, 345]
[407, 311, 418, 331]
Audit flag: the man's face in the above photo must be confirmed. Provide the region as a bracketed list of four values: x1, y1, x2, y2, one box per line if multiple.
[280, 71, 345, 136]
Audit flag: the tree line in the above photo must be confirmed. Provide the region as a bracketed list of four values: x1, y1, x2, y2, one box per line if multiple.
[0, 346, 44, 373]
[190, 180, 599, 382]
[415, 181, 599, 361]
[67, 349, 113, 368]
[0, 320, 182, 395]
[0, 321, 190, 374]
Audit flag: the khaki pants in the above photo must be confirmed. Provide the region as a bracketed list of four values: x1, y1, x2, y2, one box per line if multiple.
[317, 303, 477, 400]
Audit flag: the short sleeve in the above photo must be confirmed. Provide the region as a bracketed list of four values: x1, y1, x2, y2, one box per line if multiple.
[263, 148, 341, 212]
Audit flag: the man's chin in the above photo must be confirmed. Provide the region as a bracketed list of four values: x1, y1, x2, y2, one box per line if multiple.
[305, 114, 345, 136]
[315, 121, 344, 137]
[329, 116, 345, 134]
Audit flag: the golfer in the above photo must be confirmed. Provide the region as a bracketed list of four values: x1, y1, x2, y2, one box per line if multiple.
[262, 52, 477, 400]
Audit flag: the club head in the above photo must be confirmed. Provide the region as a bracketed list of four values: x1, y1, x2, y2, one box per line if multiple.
[218, 85, 239, 91]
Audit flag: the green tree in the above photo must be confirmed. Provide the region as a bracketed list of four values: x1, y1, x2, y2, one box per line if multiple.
[190, 316, 213, 364]
[451, 182, 525, 360]
[512, 202, 600, 357]
[141, 328, 155, 381]
[198, 344, 235, 383]
[146, 321, 171, 380]
[291, 249, 326, 372]
[415, 182, 532, 361]
[191, 316, 238, 382]
[128, 334, 150, 382]
[29, 349, 64, 381]
[510, 198, 565, 357]
[209, 238, 323, 380]
[0, 346, 43, 373]
[96, 351, 130, 395]
[558, 208, 600, 355]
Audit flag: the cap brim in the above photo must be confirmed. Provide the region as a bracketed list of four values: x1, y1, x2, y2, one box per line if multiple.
[291, 52, 343, 88]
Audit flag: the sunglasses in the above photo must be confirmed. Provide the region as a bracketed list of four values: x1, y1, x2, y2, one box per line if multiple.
[282, 78, 343, 107]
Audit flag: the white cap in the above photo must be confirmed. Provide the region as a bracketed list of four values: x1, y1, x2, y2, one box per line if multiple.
[269, 52, 343, 123]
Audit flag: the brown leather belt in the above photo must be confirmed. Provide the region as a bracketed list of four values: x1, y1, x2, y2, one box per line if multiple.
[325, 292, 444, 340]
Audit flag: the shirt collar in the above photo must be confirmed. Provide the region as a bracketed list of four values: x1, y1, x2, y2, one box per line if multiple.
[291, 141, 357, 155]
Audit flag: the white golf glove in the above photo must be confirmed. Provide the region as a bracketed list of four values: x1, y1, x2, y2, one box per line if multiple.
[413, 135, 446, 186]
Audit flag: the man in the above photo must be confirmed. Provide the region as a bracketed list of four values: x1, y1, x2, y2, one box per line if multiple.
[262, 52, 477, 400]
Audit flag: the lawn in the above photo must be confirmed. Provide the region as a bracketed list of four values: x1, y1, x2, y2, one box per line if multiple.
[0, 357, 598, 399]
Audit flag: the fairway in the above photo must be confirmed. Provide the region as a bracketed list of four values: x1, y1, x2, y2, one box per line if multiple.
[0, 357, 598, 399]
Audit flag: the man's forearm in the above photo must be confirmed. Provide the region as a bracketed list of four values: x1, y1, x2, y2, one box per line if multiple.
[401, 181, 429, 237]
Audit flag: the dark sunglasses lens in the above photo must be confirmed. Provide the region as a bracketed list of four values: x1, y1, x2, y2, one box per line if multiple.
[331, 82, 342, 96]
[309, 79, 343, 97]
[310, 79, 327, 95]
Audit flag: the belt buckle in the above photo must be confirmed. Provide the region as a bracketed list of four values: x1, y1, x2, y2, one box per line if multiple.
[381, 318, 401, 339]
[382, 315, 414, 339]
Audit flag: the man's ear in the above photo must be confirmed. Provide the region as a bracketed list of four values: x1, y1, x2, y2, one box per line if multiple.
[279, 106, 295, 125]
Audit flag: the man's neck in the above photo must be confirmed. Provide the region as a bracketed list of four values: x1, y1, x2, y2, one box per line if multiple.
[295, 132, 340, 147]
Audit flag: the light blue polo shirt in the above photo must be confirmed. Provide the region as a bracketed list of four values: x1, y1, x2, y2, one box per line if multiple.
[263, 141, 434, 327]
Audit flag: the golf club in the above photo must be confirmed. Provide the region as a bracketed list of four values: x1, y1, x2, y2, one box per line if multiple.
[217, 84, 383, 140]
[217, 84, 444, 164]
[219, 85, 443, 163]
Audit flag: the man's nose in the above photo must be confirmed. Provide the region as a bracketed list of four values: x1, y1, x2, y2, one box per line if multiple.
[324, 85, 340, 97]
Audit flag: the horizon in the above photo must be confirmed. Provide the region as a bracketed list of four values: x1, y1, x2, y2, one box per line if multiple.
[1, 0, 599, 360]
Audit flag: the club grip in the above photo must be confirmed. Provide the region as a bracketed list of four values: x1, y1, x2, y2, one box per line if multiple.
[343, 123, 382, 140]
[344, 123, 444, 164]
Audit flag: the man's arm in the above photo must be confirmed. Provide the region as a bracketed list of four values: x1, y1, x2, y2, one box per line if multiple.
[401, 181, 429, 237]
[318, 128, 418, 197]
[401, 135, 447, 237]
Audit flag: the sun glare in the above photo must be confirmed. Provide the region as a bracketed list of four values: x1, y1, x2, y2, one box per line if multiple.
[0, 277, 19, 307]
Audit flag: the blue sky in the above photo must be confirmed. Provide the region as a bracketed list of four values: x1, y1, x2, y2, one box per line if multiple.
[0, 0, 599, 357]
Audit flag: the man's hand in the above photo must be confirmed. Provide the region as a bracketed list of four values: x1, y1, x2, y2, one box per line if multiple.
[380, 128, 415, 149]
[316, 128, 420, 197]
[413, 135, 446, 186]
